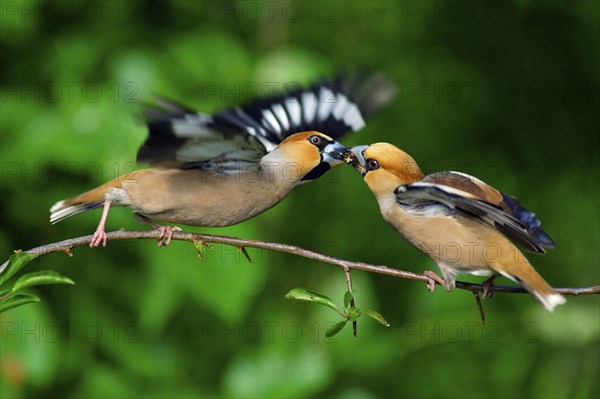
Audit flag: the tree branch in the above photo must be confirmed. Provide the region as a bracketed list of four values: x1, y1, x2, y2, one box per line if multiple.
[1, 229, 599, 296]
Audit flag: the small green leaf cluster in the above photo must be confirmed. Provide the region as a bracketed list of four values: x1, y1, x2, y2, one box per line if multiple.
[285, 287, 389, 337]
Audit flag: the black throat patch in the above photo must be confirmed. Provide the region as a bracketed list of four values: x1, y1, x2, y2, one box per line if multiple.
[301, 162, 331, 181]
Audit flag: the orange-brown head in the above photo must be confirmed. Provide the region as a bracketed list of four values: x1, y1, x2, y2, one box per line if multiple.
[345, 143, 425, 198]
[263, 131, 346, 184]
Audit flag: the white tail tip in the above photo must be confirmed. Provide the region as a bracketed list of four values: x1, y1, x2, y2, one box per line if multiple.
[50, 200, 66, 214]
[50, 199, 103, 224]
[540, 293, 567, 312]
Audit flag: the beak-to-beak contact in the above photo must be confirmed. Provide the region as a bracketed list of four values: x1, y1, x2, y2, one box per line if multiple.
[341, 145, 368, 175]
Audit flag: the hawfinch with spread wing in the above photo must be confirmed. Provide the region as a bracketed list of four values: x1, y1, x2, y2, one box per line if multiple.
[50, 74, 396, 247]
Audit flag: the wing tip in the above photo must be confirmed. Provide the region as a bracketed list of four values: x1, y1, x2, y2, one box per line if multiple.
[501, 193, 556, 249]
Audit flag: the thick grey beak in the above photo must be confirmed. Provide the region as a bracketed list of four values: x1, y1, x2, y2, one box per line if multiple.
[322, 141, 346, 166]
[301, 140, 347, 182]
[342, 145, 368, 175]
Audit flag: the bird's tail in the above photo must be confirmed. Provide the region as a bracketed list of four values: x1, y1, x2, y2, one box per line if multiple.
[50, 176, 129, 224]
[492, 252, 566, 312]
[521, 277, 566, 312]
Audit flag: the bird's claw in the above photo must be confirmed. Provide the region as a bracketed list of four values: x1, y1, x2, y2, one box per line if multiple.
[482, 275, 498, 299]
[424, 269, 445, 292]
[90, 227, 107, 248]
[156, 225, 182, 247]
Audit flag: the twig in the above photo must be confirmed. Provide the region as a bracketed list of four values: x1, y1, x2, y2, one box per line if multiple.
[1, 230, 599, 297]
[473, 291, 485, 323]
[343, 267, 357, 337]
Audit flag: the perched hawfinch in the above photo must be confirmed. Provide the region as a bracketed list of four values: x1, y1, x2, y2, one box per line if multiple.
[50, 74, 397, 247]
[342, 143, 566, 312]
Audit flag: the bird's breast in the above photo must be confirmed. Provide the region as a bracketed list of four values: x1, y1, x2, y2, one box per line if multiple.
[385, 205, 512, 271]
[121, 168, 293, 227]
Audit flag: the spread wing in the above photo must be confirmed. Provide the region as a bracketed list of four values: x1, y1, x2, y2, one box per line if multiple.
[394, 171, 555, 254]
[137, 72, 397, 174]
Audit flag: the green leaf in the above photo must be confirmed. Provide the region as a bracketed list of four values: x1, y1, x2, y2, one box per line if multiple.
[0, 293, 40, 313]
[11, 270, 75, 293]
[363, 310, 390, 327]
[325, 320, 348, 337]
[284, 288, 339, 312]
[343, 290, 355, 310]
[0, 251, 38, 287]
[346, 307, 361, 321]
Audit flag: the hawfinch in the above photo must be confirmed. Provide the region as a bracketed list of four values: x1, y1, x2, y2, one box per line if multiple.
[342, 143, 566, 312]
[50, 74, 396, 247]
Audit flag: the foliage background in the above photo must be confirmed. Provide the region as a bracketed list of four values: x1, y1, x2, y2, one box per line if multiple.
[1, 1, 599, 398]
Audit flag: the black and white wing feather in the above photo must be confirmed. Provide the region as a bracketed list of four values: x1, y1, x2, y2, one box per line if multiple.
[394, 182, 555, 254]
[212, 72, 397, 149]
[137, 72, 396, 174]
[139, 97, 266, 174]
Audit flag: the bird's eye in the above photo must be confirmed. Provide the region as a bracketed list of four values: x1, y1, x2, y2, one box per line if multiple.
[367, 158, 380, 170]
[309, 135, 322, 146]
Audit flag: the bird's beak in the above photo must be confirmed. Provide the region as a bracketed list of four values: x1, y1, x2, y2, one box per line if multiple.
[341, 145, 369, 175]
[322, 141, 347, 166]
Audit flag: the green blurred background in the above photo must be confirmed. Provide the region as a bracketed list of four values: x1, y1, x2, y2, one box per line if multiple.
[1, 1, 599, 398]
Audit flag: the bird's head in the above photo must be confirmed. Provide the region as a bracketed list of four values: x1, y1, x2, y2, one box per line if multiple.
[263, 131, 346, 184]
[342, 143, 424, 197]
